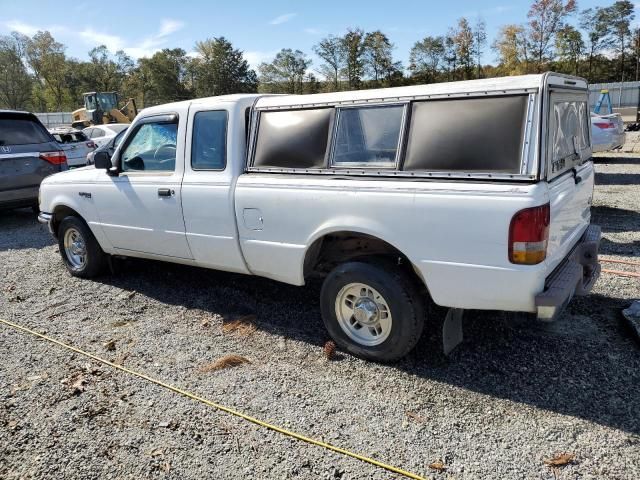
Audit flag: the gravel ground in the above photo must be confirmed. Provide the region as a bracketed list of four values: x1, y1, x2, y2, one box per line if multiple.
[1, 151, 639, 479]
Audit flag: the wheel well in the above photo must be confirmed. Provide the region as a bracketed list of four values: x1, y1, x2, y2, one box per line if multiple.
[304, 231, 413, 279]
[51, 205, 82, 237]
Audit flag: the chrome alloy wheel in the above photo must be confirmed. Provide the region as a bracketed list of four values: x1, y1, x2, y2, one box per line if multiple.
[335, 283, 392, 346]
[63, 227, 87, 270]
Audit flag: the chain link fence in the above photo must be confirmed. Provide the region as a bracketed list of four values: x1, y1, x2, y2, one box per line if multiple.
[34, 112, 73, 128]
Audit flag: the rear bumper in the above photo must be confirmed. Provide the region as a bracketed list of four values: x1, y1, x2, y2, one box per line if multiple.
[535, 224, 601, 321]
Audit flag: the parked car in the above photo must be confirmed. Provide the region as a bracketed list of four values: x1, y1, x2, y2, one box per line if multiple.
[38, 73, 600, 362]
[82, 123, 129, 148]
[49, 127, 96, 168]
[0, 110, 67, 211]
[86, 127, 127, 165]
[591, 112, 625, 152]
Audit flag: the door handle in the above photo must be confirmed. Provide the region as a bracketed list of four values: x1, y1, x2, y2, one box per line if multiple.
[158, 188, 173, 197]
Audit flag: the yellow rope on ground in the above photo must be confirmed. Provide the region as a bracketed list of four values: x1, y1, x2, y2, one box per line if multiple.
[0, 317, 426, 480]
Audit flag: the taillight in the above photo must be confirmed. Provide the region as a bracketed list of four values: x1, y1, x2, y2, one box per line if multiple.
[86, 141, 96, 149]
[509, 203, 550, 265]
[593, 122, 615, 129]
[39, 151, 67, 165]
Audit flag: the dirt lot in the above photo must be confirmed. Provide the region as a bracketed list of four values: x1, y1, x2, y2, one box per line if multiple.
[1, 150, 639, 479]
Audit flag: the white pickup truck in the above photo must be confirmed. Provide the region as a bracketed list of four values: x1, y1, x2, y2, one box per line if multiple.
[38, 72, 601, 362]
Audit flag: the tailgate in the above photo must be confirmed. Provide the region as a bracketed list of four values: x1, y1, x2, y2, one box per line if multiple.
[0, 143, 60, 193]
[546, 162, 594, 270]
[544, 90, 594, 271]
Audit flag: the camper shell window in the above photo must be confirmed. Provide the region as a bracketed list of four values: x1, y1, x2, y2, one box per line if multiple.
[403, 95, 528, 173]
[331, 104, 405, 168]
[253, 108, 333, 169]
[547, 94, 591, 180]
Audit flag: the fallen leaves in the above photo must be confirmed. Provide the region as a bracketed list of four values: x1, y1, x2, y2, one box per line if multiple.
[428, 460, 446, 472]
[323, 341, 336, 360]
[544, 452, 575, 467]
[64, 373, 88, 394]
[222, 315, 257, 336]
[199, 354, 251, 372]
[405, 411, 426, 423]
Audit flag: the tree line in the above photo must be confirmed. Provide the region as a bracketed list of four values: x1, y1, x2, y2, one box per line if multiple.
[0, 0, 636, 112]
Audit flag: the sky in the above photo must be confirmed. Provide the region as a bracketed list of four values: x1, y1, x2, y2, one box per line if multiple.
[0, 0, 631, 73]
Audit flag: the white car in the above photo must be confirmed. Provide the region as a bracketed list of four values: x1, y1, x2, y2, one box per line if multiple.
[591, 112, 625, 152]
[82, 123, 129, 148]
[49, 127, 96, 167]
[38, 73, 600, 362]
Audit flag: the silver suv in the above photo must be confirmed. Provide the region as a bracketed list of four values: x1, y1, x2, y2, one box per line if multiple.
[0, 110, 67, 210]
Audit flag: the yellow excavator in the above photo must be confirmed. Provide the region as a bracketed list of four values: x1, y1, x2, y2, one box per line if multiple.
[71, 92, 138, 129]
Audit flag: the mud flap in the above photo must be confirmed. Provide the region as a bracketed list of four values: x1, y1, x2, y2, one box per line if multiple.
[443, 308, 464, 356]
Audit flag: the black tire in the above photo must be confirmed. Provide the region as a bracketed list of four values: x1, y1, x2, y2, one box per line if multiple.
[57, 215, 107, 278]
[320, 260, 425, 362]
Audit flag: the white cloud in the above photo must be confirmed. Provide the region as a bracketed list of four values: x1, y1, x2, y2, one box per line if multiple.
[269, 13, 297, 25]
[244, 50, 278, 68]
[79, 28, 125, 52]
[4, 20, 63, 36]
[79, 19, 185, 59]
[159, 19, 185, 37]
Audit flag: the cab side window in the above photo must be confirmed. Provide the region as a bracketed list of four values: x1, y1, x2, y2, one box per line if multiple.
[121, 121, 178, 172]
[191, 110, 227, 170]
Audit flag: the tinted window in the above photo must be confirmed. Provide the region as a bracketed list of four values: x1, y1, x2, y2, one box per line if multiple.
[121, 122, 178, 172]
[403, 96, 527, 173]
[332, 105, 404, 167]
[0, 116, 52, 145]
[191, 110, 227, 170]
[253, 108, 332, 169]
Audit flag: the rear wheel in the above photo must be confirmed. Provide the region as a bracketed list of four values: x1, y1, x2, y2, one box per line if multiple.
[57, 216, 106, 278]
[320, 260, 425, 362]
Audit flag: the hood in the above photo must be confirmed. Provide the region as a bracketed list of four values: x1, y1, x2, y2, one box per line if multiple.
[41, 165, 101, 185]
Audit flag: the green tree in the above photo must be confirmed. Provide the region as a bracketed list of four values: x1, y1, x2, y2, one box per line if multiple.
[474, 18, 487, 78]
[604, 0, 635, 81]
[341, 28, 366, 89]
[409, 36, 445, 83]
[85, 46, 134, 93]
[443, 29, 458, 80]
[579, 7, 614, 81]
[453, 18, 475, 79]
[492, 24, 530, 75]
[192, 37, 257, 97]
[555, 25, 584, 75]
[363, 30, 400, 86]
[25, 31, 68, 110]
[313, 35, 344, 91]
[0, 33, 33, 110]
[136, 48, 191, 106]
[258, 48, 310, 94]
[527, 0, 577, 72]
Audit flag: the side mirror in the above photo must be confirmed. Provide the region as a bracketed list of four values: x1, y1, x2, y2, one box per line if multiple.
[94, 151, 112, 170]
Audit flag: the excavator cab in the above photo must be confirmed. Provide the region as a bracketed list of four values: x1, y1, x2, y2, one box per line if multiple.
[72, 91, 138, 129]
[83, 92, 119, 124]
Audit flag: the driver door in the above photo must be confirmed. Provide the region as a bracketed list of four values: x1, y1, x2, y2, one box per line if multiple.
[93, 113, 192, 259]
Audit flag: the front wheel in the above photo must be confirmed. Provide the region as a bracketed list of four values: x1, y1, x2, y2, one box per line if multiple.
[58, 216, 107, 278]
[320, 260, 425, 362]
